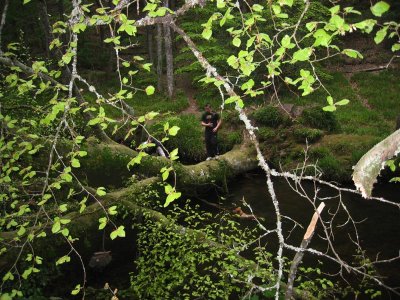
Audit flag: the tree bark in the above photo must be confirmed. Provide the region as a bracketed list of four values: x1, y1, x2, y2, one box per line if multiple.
[163, 0, 174, 98]
[156, 24, 163, 92]
[37, 0, 51, 57]
[147, 26, 154, 66]
[164, 23, 174, 98]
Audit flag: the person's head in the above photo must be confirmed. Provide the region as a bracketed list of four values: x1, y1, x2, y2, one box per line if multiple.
[205, 103, 212, 112]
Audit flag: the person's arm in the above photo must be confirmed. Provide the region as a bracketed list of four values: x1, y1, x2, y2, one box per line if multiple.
[213, 118, 222, 132]
[201, 114, 213, 127]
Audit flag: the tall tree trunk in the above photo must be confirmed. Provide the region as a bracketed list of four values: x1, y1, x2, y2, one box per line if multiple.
[57, 0, 64, 19]
[163, 0, 174, 98]
[37, 0, 51, 57]
[147, 26, 154, 66]
[156, 24, 163, 92]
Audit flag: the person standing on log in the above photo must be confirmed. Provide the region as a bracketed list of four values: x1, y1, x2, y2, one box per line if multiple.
[201, 103, 221, 160]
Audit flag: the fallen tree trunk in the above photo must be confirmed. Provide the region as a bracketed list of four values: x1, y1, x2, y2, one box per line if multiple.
[44, 139, 259, 191]
[0, 177, 314, 300]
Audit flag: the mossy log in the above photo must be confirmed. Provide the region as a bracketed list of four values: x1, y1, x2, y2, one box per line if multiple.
[55, 139, 259, 191]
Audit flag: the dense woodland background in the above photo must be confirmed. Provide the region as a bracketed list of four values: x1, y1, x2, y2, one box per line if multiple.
[0, 0, 399, 299]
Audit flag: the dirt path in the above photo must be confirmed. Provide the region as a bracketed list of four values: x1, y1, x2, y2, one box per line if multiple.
[176, 76, 201, 116]
[343, 73, 373, 110]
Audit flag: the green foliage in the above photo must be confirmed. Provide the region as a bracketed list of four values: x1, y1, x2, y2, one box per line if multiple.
[293, 127, 323, 143]
[1, 0, 399, 297]
[130, 202, 274, 299]
[252, 106, 287, 128]
[300, 106, 339, 132]
[150, 115, 204, 162]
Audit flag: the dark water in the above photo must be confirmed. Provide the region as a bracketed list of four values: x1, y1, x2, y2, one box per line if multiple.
[227, 173, 400, 294]
[43, 173, 400, 299]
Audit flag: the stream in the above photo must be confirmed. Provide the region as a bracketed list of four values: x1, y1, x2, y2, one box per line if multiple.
[227, 172, 400, 292]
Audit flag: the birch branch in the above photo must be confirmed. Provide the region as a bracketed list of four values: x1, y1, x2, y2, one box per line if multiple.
[285, 203, 325, 300]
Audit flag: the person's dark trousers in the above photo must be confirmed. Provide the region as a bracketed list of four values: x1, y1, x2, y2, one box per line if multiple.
[205, 133, 218, 157]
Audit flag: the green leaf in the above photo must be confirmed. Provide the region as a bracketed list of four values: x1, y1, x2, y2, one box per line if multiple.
[323, 105, 336, 112]
[56, 255, 71, 266]
[392, 43, 400, 52]
[145, 85, 155, 95]
[342, 49, 363, 59]
[217, 0, 225, 8]
[2, 271, 14, 282]
[327, 96, 334, 106]
[59, 204, 68, 213]
[225, 95, 240, 104]
[72, 23, 86, 33]
[168, 126, 180, 136]
[272, 5, 281, 14]
[278, 0, 293, 6]
[202, 28, 212, 40]
[246, 36, 256, 49]
[17, 226, 26, 236]
[71, 158, 80, 168]
[232, 37, 241, 47]
[281, 35, 291, 48]
[110, 226, 126, 240]
[370, 1, 390, 17]
[313, 29, 331, 47]
[52, 221, 61, 234]
[354, 19, 376, 33]
[142, 63, 152, 71]
[164, 184, 174, 194]
[335, 99, 350, 106]
[99, 217, 107, 230]
[252, 4, 263, 12]
[329, 5, 340, 15]
[21, 268, 32, 280]
[96, 187, 107, 196]
[108, 206, 117, 215]
[170, 148, 179, 161]
[374, 27, 387, 44]
[71, 284, 81, 295]
[164, 192, 181, 207]
[292, 48, 312, 62]
[162, 170, 170, 181]
[241, 79, 255, 90]
[227, 55, 239, 69]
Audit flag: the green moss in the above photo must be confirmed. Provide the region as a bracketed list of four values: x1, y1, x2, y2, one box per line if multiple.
[257, 127, 276, 142]
[252, 106, 287, 128]
[300, 106, 339, 132]
[293, 127, 323, 143]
